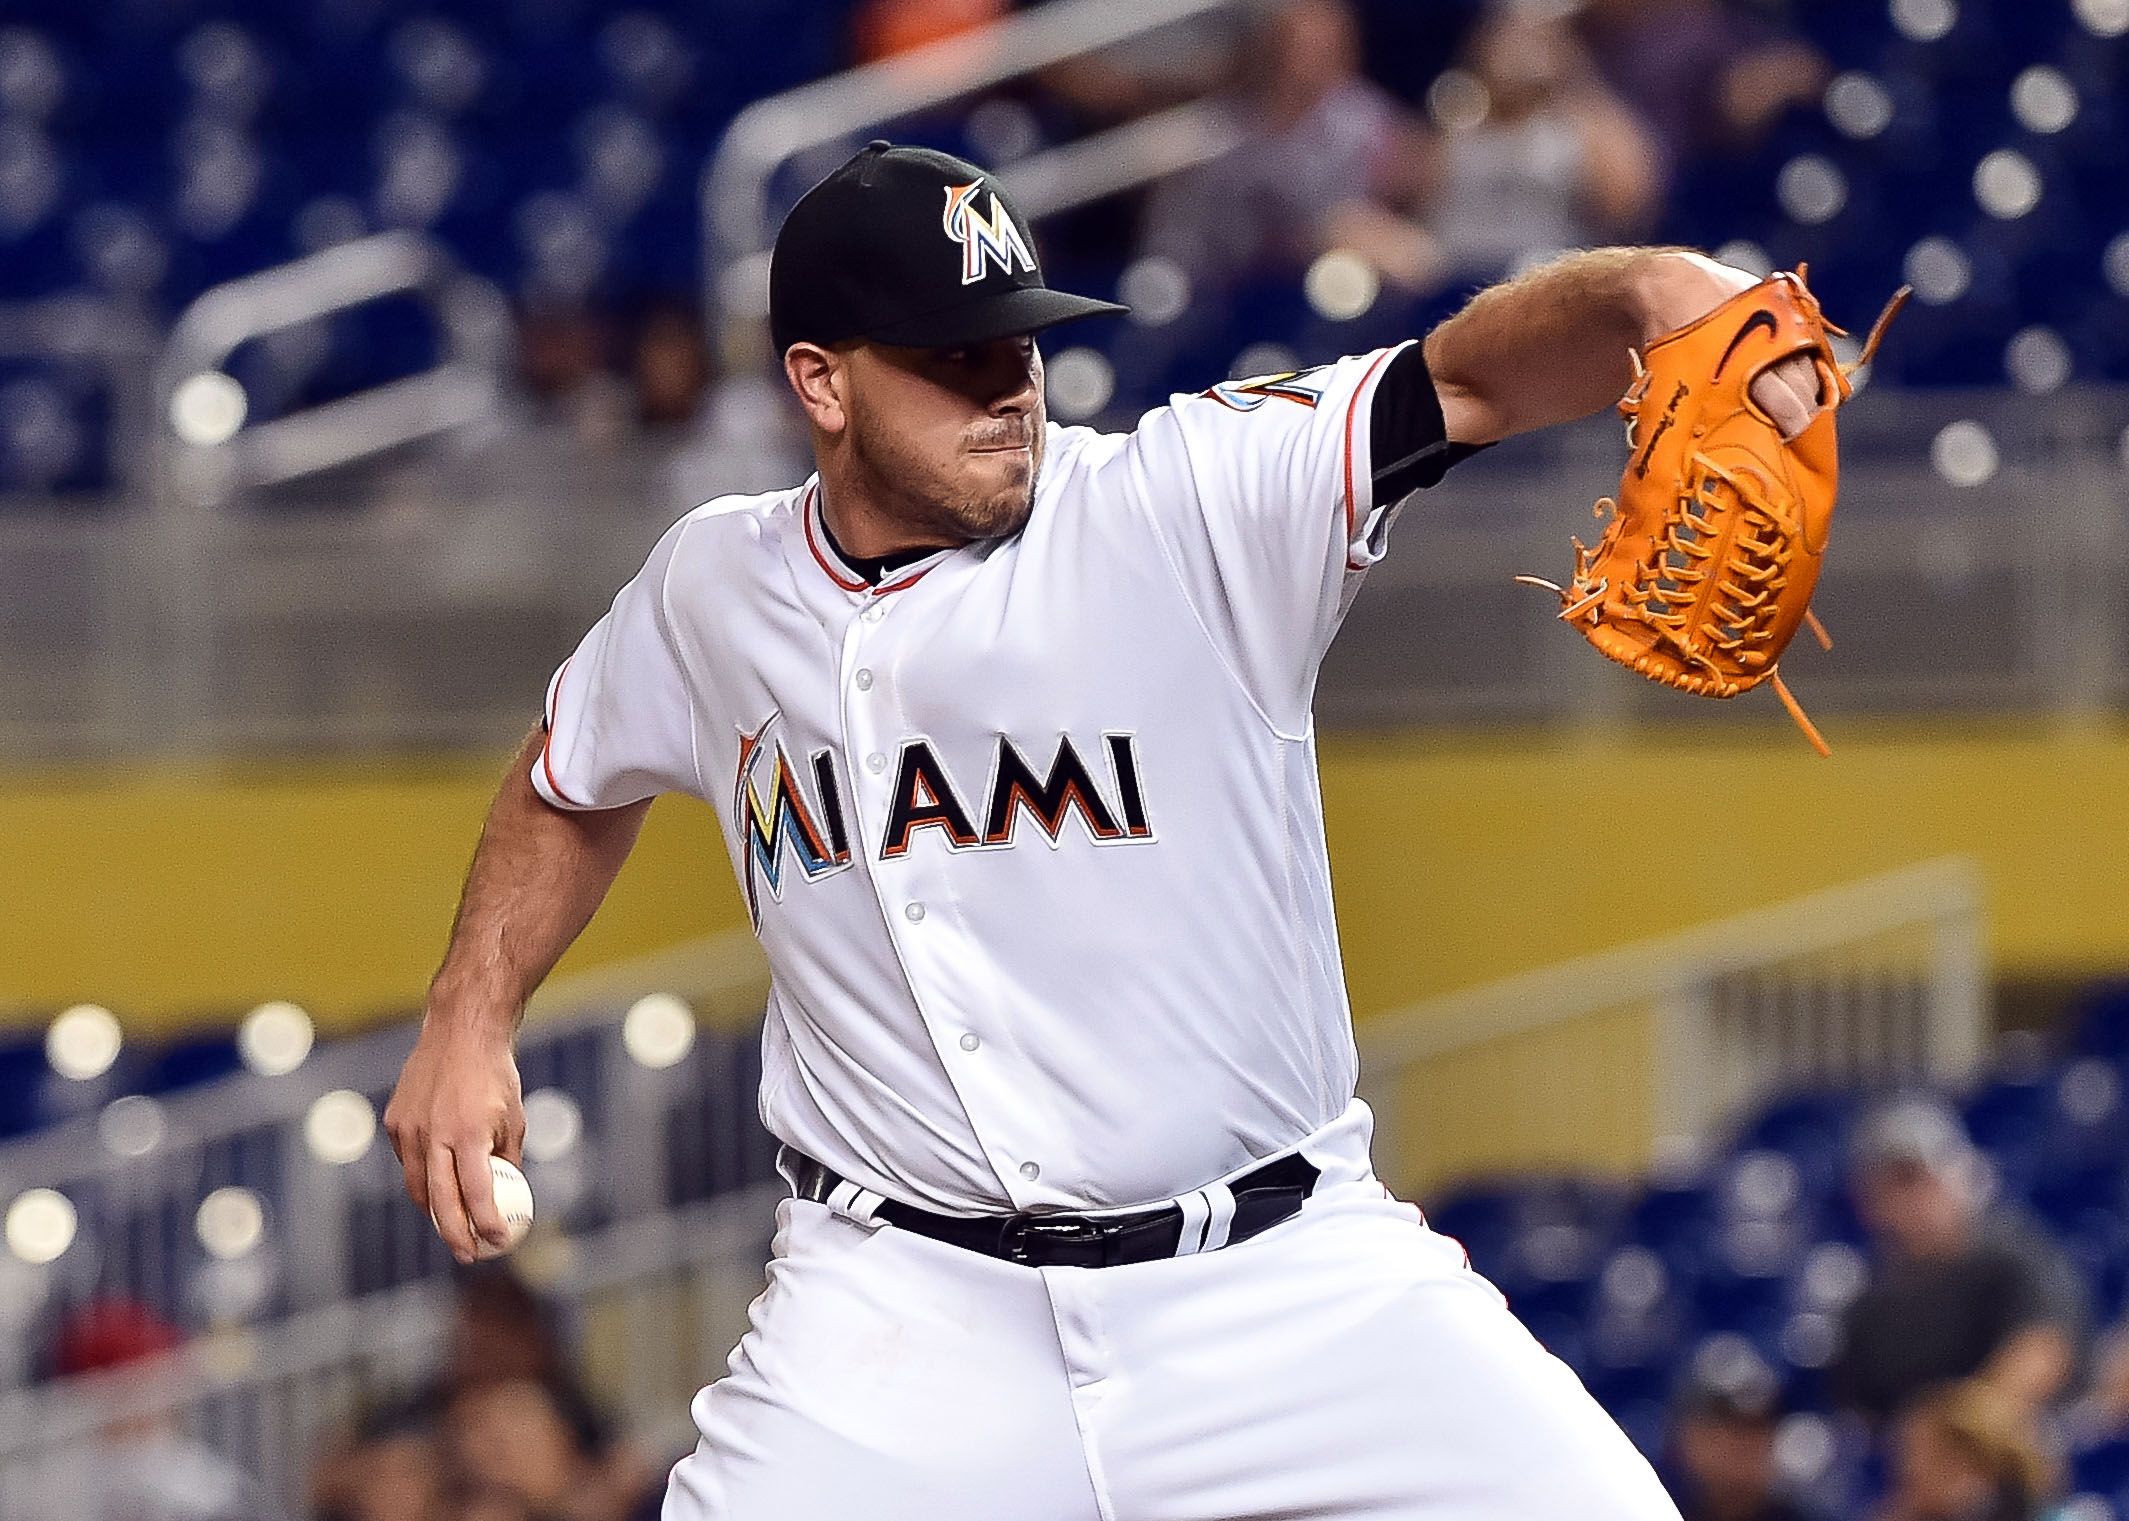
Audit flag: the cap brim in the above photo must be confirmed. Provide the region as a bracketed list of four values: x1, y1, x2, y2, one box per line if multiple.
[868, 286, 1128, 348]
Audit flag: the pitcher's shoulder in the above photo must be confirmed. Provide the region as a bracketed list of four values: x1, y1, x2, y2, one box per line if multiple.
[664, 481, 815, 552]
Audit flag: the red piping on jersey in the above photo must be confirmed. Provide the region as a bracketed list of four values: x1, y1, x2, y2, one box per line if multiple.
[802, 484, 870, 593]
[539, 657, 587, 808]
[1342, 347, 1398, 573]
[803, 481, 943, 597]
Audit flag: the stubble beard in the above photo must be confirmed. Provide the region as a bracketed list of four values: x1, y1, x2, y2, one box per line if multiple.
[851, 416, 1042, 547]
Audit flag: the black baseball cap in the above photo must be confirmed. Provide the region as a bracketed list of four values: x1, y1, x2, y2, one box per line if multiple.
[768, 141, 1126, 358]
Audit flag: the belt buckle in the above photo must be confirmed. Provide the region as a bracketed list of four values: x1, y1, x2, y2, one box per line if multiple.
[1000, 1212, 1108, 1265]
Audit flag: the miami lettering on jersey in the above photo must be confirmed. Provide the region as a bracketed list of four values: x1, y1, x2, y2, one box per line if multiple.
[1201, 366, 1331, 414]
[942, 182, 1036, 286]
[735, 721, 1153, 922]
[882, 734, 1153, 858]
[735, 714, 853, 925]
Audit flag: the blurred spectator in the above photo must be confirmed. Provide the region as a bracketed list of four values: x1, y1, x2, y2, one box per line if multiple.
[440, 1377, 654, 1521]
[1136, 0, 1442, 293]
[661, 366, 810, 507]
[1575, 0, 1829, 185]
[631, 301, 714, 432]
[313, 1268, 655, 1521]
[1022, 0, 1248, 127]
[1663, 1348, 1828, 1521]
[1871, 1380, 2059, 1521]
[313, 1414, 443, 1521]
[1417, 1, 1662, 280]
[1, 1299, 277, 1521]
[516, 302, 630, 451]
[1830, 1098, 2089, 1424]
[852, 0, 1006, 64]
[2067, 1320, 2129, 1446]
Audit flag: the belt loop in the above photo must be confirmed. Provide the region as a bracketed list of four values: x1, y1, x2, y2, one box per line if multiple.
[827, 1180, 887, 1223]
[1172, 1189, 1212, 1256]
[1199, 1182, 1237, 1253]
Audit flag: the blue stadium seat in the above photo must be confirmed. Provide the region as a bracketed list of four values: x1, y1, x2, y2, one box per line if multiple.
[138, 1033, 244, 1095]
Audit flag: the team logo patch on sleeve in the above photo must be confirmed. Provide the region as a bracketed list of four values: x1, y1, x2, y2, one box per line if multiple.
[1202, 366, 1331, 413]
[943, 182, 1036, 286]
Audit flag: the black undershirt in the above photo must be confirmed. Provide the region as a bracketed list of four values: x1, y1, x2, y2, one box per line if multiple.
[1369, 341, 1489, 502]
[816, 344, 1479, 586]
[815, 502, 940, 585]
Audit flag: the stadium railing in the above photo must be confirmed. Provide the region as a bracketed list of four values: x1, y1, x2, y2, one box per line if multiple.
[0, 931, 774, 1394]
[0, 1183, 780, 1518]
[155, 230, 509, 509]
[702, 0, 1252, 344]
[1358, 857, 1990, 1197]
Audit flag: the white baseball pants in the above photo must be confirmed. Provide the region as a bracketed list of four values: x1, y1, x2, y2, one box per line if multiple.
[663, 1103, 1681, 1520]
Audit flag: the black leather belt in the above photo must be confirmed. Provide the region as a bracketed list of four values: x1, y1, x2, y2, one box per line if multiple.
[783, 1148, 1321, 1269]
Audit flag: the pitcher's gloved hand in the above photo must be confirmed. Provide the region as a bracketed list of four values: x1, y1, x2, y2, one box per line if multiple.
[1518, 265, 1909, 755]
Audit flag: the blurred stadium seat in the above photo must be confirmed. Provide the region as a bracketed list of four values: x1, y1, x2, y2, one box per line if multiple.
[0, 0, 2124, 488]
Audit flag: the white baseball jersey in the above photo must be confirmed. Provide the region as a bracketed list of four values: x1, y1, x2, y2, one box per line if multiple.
[536, 343, 1414, 1217]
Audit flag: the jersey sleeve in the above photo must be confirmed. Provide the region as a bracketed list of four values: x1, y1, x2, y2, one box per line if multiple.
[532, 515, 702, 810]
[1119, 341, 1416, 733]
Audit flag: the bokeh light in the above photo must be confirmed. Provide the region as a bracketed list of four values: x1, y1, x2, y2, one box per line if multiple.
[238, 1000, 315, 1077]
[1304, 251, 1380, 323]
[622, 993, 696, 1070]
[1932, 420, 2000, 487]
[168, 372, 248, 446]
[5, 1189, 77, 1265]
[304, 1089, 377, 1164]
[195, 1186, 266, 1260]
[46, 1003, 122, 1081]
[523, 1088, 585, 1164]
[1046, 348, 1115, 422]
[1904, 237, 1971, 306]
[1823, 73, 1893, 139]
[1889, 0, 1957, 41]
[1775, 156, 1845, 225]
[1973, 150, 2042, 220]
[1117, 257, 1191, 329]
[98, 1094, 166, 1158]
[2073, 0, 2129, 36]
[2009, 66, 2078, 134]
[2004, 327, 2071, 394]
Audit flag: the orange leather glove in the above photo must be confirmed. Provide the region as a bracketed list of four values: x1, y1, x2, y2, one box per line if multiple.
[1520, 268, 1908, 755]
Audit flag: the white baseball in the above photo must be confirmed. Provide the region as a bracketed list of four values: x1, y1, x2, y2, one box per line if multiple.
[433, 1154, 535, 1259]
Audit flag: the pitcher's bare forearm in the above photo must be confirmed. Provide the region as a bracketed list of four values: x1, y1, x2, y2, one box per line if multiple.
[388, 724, 650, 1261]
[1424, 247, 1683, 446]
[428, 723, 653, 1029]
[1424, 247, 1822, 446]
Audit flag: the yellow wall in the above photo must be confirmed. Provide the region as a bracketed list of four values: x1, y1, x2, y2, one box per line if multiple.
[1318, 718, 2129, 1018]
[0, 761, 745, 1033]
[4, 719, 2127, 1034]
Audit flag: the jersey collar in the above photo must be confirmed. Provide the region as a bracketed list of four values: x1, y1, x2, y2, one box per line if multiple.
[801, 481, 954, 598]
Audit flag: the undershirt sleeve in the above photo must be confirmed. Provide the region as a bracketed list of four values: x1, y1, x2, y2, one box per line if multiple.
[1368, 342, 1490, 501]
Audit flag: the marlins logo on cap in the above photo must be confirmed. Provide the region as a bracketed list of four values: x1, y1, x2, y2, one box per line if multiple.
[768, 141, 1126, 355]
[942, 182, 1036, 287]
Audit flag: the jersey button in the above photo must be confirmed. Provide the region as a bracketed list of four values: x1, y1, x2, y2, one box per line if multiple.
[958, 1032, 980, 1052]
[863, 603, 886, 624]
[904, 901, 926, 923]
[866, 752, 886, 774]
[854, 669, 874, 691]
[1019, 1161, 1040, 1181]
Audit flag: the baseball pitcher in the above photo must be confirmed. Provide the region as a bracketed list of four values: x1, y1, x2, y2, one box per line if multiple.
[387, 141, 1881, 1519]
